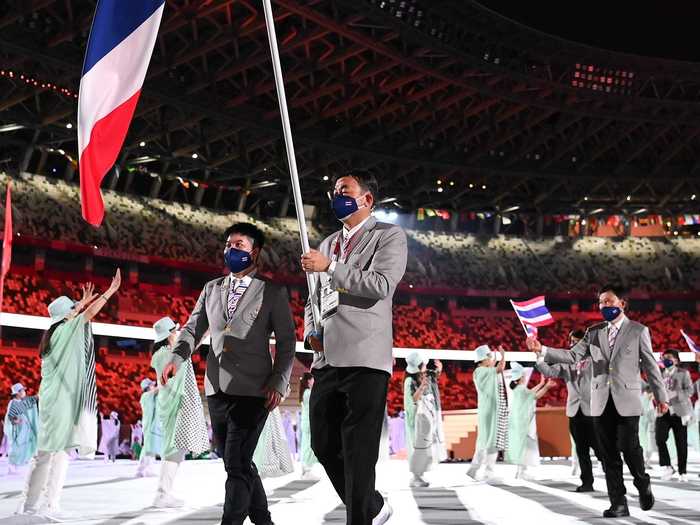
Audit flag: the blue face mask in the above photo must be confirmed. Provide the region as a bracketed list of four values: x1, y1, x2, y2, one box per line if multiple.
[662, 358, 674, 369]
[224, 247, 253, 274]
[331, 194, 358, 220]
[601, 306, 622, 322]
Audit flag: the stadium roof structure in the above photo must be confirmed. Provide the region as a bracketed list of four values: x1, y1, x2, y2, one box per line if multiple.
[1, 0, 700, 218]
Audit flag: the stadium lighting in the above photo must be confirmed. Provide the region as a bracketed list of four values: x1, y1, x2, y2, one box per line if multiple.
[590, 208, 604, 214]
[469, 183, 474, 188]
[581, 219, 587, 225]
[191, 153, 199, 159]
[481, 184, 487, 190]
[379, 197, 398, 204]
[626, 195, 631, 201]
[692, 194, 697, 200]
[0, 124, 25, 132]
[437, 187, 444, 193]
[139, 141, 146, 147]
[449, 181, 455, 186]
[65, 122, 73, 129]
[502, 205, 520, 212]
[437, 180, 442, 185]
[322, 175, 329, 181]
[633, 208, 647, 214]
[584, 196, 589, 201]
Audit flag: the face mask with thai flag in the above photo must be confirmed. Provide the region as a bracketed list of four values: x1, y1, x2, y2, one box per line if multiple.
[78, 1, 165, 226]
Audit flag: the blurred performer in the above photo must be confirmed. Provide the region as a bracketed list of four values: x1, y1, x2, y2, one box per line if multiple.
[506, 363, 555, 480]
[656, 349, 693, 482]
[162, 223, 296, 525]
[98, 411, 121, 463]
[403, 352, 445, 487]
[536, 329, 604, 492]
[3, 383, 38, 475]
[528, 284, 668, 518]
[468, 345, 508, 481]
[135, 378, 161, 478]
[151, 316, 210, 507]
[298, 372, 319, 479]
[302, 171, 407, 525]
[17, 272, 121, 520]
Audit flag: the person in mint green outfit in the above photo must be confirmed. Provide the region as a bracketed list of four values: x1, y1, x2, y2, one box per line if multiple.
[17, 272, 121, 521]
[404, 352, 445, 488]
[299, 372, 319, 479]
[150, 316, 209, 508]
[136, 378, 162, 478]
[3, 383, 39, 475]
[468, 344, 508, 481]
[506, 362, 555, 481]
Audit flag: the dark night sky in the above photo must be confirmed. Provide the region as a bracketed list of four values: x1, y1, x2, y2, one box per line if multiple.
[474, 1, 700, 62]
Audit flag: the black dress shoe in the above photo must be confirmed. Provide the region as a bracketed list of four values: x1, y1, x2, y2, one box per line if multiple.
[638, 485, 655, 511]
[603, 504, 630, 518]
[574, 484, 595, 493]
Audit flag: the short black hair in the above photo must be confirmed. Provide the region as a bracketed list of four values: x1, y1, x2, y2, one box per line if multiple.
[663, 349, 680, 361]
[333, 169, 379, 204]
[569, 329, 585, 340]
[224, 222, 266, 249]
[598, 284, 628, 301]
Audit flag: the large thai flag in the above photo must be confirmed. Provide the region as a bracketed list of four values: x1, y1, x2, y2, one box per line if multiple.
[680, 329, 700, 353]
[78, 0, 165, 226]
[510, 295, 555, 328]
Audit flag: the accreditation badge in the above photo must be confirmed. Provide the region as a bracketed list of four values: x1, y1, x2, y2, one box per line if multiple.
[320, 284, 339, 320]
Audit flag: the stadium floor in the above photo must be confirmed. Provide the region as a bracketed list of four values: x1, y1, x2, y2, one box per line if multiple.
[0, 454, 699, 524]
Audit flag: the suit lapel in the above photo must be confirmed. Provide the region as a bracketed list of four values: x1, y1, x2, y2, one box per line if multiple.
[229, 277, 264, 324]
[220, 274, 231, 322]
[344, 216, 377, 263]
[600, 326, 612, 360]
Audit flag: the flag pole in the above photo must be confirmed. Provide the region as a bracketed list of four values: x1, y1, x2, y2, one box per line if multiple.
[261, 0, 321, 331]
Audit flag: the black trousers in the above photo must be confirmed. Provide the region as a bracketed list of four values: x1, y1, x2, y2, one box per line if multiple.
[593, 396, 650, 506]
[569, 409, 604, 487]
[208, 392, 270, 525]
[310, 366, 389, 525]
[655, 412, 688, 475]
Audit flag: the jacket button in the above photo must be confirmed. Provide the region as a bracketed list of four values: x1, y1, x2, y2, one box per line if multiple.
[607, 381, 611, 386]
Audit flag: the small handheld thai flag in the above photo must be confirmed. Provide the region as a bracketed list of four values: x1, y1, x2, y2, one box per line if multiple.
[78, 0, 165, 226]
[680, 330, 700, 353]
[510, 295, 555, 331]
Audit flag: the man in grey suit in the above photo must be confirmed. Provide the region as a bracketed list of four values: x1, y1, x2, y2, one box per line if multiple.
[536, 329, 604, 493]
[162, 223, 296, 525]
[656, 349, 693, 482]
[301, 170, 407, 525]
[527, 284, 669, 519]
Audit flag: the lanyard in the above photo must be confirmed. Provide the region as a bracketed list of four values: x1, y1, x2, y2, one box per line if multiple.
[331, 229, 365, 263]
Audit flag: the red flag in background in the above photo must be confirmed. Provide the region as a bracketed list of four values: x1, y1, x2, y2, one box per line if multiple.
[1, 182, 12, 316]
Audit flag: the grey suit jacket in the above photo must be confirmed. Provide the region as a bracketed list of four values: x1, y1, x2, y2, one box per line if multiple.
[303, 216, 408, 374]
[544, 317, 668, 417]
[536, 358, 593, 417]
[663, 367, 693, 418]
[172, 273, 296, 398]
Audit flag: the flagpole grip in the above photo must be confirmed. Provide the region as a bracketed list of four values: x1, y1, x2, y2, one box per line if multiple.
[261, 0, 321, 332]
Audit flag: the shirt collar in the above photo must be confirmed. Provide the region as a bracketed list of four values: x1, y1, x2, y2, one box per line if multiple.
[342, 215, 372, 239]
[229, 271, 255, 289]
[608, 314, 626, 331]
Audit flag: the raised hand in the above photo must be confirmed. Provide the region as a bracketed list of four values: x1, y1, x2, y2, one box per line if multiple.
[526, 336, 542, 354]
[108, 268, 122, 293]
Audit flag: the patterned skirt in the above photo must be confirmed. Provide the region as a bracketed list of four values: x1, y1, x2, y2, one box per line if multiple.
[172, 360, 210, 456]
[495, 377, 509, 452]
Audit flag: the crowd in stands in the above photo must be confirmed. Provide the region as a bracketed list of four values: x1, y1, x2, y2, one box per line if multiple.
[4, 172, 700, 293]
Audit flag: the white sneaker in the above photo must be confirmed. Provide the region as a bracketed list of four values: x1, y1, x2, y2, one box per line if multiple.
[153, 493, 185, 508]
[409, 476, 429, 488]
[660, 466, 675, 481]
[301, 469, 320, 481]
[372, 497, 393, 525]
[466, 467, 480, 480]
[678, 474, 688, 482]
